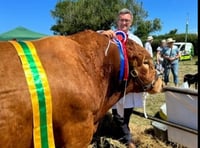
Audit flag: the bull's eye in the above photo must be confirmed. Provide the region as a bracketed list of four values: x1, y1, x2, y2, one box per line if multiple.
[143, 59, 149, 64]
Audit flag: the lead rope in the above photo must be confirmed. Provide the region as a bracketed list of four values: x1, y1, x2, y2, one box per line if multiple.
[104, 40, 111, 56]
[143, 92, 148, 118]
[123, 80, 128, 98]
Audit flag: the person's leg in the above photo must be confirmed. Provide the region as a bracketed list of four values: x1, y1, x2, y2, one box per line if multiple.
[123, 108, 134, 142]
[163, 67, 170, 85]
[124, 108, 136, 148]
[124, 108, 133, 128]
[171, 63, 179, 86]
[111, 109, 125, 143]
[112, 108, 134, 145]
[160, 61, 164, 73]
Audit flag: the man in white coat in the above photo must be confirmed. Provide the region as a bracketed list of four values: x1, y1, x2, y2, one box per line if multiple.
[101, 8, 144, 148]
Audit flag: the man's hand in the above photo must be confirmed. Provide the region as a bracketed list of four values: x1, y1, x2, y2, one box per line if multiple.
[101, 30, 116, 39]
[169, 56, 179, 61]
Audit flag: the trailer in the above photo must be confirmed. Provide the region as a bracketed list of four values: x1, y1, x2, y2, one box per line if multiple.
[133, 86, 198, 148]
[164, 86, 197, 148]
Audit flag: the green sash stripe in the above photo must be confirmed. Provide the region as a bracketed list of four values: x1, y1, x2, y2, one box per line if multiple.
[18, 41, 48, 148]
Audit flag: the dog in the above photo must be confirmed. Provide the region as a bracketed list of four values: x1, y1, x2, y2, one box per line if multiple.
[183, 73, 198, 89]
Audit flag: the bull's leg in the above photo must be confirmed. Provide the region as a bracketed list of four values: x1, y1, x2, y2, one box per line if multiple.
[0, 107, 33, 148]
[54, 112, 95, 148]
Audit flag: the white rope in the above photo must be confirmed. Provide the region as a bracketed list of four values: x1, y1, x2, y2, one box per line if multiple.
[104, 40, 111, 56]
[143, 92, 148, 118]
[123, 80, 128, 97]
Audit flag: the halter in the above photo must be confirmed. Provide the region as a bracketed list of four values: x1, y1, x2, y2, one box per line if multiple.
[104, 40, 111, 56]
[130, 67, 159, 92]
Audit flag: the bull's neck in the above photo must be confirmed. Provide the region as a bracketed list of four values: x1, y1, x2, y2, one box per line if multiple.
[103, 41, 122, 94]
[94, 41, 125, 123]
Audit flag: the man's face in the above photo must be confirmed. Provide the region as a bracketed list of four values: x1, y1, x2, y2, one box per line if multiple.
[161, 42, 166, 47]
[117, 13, 133, 33]
[167, 42, 173, 48]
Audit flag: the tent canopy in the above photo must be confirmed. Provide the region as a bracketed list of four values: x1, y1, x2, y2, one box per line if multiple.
[0, 26, 49, 41]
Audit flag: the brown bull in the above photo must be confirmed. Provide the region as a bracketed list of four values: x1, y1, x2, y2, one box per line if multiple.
[0, 30, 162, 148]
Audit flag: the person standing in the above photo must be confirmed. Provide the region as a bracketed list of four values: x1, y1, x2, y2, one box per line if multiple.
[161, 38, 180, 86]
[101, 8, 143, 148]
[156, 39, 166, 73]
[144, 36, 154, 58]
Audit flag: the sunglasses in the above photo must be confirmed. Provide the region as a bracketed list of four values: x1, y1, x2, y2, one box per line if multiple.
[119, 19, 131, 23]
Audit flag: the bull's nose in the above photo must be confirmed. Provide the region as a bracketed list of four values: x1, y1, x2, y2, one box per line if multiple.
[147, 77, 163, 94]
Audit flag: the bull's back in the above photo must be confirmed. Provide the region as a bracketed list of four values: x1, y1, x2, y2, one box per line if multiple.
[0, 41, 32, 109]
[0, 37, 104, 146]
[31, 37, 103, 112]
[0, 41, 33, 147]
[1, 37, 102, 111]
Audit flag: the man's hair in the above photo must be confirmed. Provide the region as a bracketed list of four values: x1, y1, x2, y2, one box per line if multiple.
[118, 8, 133, 18]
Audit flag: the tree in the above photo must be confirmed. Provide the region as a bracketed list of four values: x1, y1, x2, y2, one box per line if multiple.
[50, 0, 162, 36]
[134, 18, 162, 39]
[167, 29, 178, 35]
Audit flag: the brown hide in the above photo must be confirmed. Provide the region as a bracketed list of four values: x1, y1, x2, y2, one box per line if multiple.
[0, 30, 162, 148]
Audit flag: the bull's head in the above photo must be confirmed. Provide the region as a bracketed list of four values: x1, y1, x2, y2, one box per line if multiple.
[126, 39, 163, 94]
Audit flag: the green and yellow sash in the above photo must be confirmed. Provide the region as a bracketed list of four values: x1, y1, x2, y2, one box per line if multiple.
[10, 41, 55, 148]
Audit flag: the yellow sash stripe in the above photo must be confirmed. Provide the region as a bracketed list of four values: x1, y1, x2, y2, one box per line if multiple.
[10, 41, 55, 148]
[25, 42, 55, 148]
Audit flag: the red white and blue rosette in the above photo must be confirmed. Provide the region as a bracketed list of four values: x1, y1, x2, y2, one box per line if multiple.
[113, 30, 129, 81]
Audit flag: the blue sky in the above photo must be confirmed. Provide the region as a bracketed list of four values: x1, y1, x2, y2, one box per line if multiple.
[138, 0, 198, 35]
[0, 0, 197, 35]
